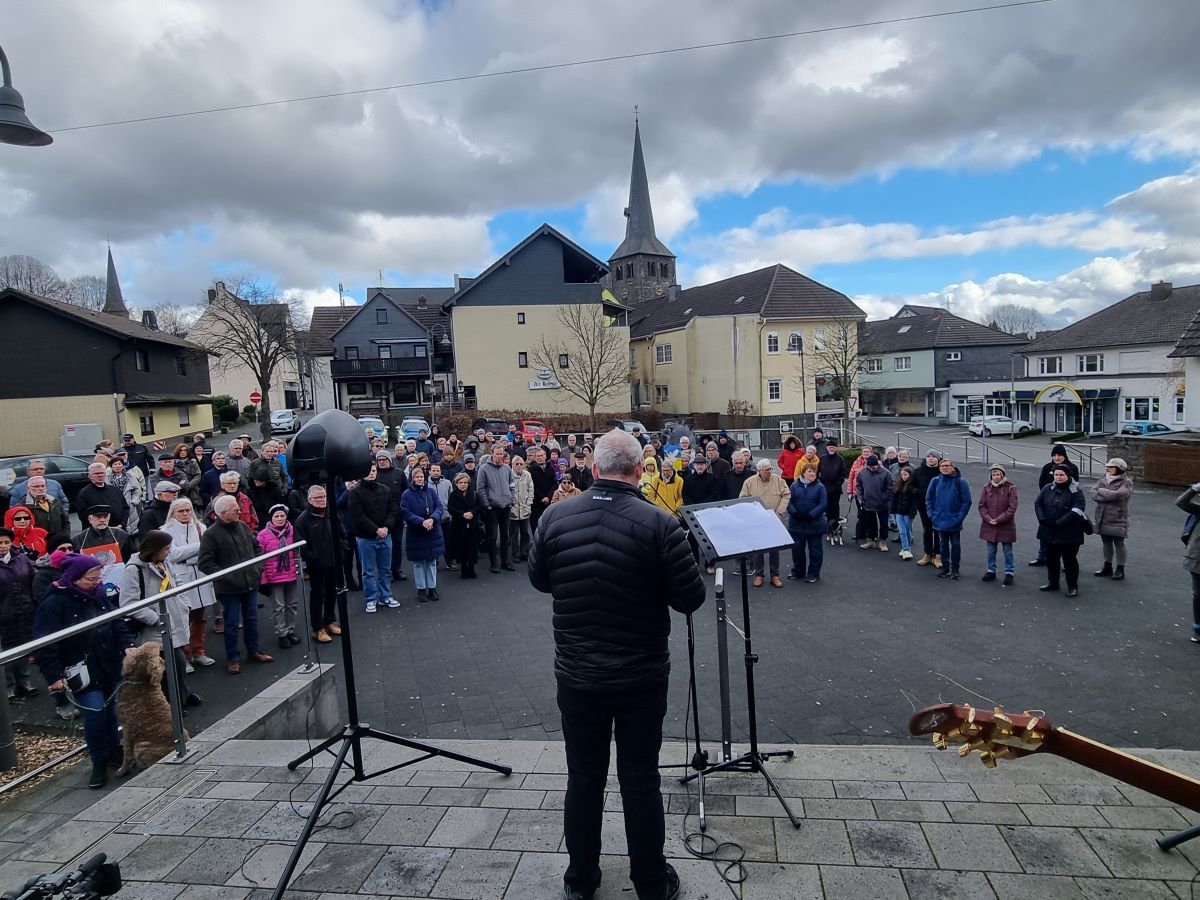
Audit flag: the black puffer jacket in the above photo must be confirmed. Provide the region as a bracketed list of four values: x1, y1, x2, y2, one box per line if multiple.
[33, 584, 135, 689]
[1035, 481, 1087, 546]
[197, 518, 264, 593]
[529, 479, 706, 693]
[347, 480, 394, 539]
[294, 506, 335, 570]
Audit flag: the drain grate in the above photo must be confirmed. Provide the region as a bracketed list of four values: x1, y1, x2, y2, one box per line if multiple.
[124, 768, 218, 825]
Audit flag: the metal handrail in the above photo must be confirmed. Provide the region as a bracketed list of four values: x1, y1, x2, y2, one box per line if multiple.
[895, 430, 938, 459]
[1, 539, 305, 765]
[0, 540, 305, 667]
[961, 435, 1020, 468]
[1065, 444, 1105, 478]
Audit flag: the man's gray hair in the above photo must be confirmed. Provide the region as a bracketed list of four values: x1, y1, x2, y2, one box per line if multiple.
[88, 462, 106, 473]
[755, 458, 773, 472]
[306, 484, 326, 499]
[214, 494, 239, 514]
[593, 428, 643, 477]
[28, 458, 45, 467]
[228, 439, 243, 451]
[219, 471, 240, 483]
[168, 498, 193, 517]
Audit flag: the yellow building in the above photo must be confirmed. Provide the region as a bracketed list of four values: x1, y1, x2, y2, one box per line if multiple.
[444, 225, 631, 419]
[629, 264, 866, 425]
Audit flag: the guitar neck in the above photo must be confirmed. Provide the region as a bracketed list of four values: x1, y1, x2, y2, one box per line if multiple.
[1046, 729, 1200, 814]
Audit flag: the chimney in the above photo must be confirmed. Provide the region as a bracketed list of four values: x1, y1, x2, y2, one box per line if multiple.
[141, 310, 159, 331]
[667, 284, 680, 301]
[1150, 281, 1173, 301]
[418, 295, 428, 309]
[206, 288, 216, 304]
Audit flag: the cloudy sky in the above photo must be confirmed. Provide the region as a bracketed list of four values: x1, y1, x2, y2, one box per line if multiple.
[3, 0, 1198, 326]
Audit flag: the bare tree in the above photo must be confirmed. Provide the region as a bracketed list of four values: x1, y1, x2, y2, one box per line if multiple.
[530, 304, 629, 431]
[988, 303, 1045, 337]
[804, 317, 867, 424]
[0, 254, 70, 300]
[190, 278, 301, 441]
[66, 274, 107, 310]
[151, 304, 197, 337]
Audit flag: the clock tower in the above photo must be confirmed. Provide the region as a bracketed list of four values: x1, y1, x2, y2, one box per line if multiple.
[605, 117, 676, 304]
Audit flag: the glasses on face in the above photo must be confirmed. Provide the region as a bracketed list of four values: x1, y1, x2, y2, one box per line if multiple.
[12, 515, 31, 522]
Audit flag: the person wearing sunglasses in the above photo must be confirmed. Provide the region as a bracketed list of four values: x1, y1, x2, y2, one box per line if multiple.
[3, 506, 47, 558]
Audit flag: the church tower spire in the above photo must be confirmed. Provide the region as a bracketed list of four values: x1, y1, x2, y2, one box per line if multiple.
[607, 115, 676, 304]
[102, 246, 129, 318]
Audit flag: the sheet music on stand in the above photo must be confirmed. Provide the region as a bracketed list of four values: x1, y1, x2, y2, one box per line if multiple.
[681, 497, 794, 563]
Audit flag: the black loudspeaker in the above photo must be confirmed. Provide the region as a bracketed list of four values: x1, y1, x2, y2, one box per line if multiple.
[289, 410, 373, 481]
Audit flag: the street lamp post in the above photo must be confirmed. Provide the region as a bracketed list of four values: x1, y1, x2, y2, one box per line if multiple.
[790, 332, 807, 424]
[0, 45, 52, 147]
[427, 325, 450, 425]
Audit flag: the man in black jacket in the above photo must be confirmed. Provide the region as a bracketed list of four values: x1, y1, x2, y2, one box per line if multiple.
[294, 484, 340, 642]
[347, 464, 397, 613]
[530, 428, 703, 900]
[527, 447, 557, 535]
[372, 452, 408, 583]
[139, 482, 183, 536]
[1030, 444, 1080, 566]
[570, 451, 593, 491]
[817, 439, 846, 530]
[721, 451, 754, 500]
[910, 449, 943, 567]
[75, 464, 129, 530]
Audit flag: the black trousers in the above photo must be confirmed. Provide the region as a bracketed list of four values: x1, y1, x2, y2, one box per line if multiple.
[308, 565, 337, 629]
[557, 680, 669, 899]
[918, 505, 936, 556]
[485, 506, 512, 567]
[861, 508, 887, 542]
[1045, 542, 1080, 590]
[825, 488, 842, 524]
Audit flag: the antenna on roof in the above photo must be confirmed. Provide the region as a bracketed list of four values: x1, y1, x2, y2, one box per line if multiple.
[377, 268, 383, 285]
[634, 103, 638, 124]
[338, 282, 345, 308]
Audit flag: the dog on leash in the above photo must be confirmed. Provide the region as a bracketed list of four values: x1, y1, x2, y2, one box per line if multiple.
[115, 642, 189, 777]
[826, 517, 847, 546]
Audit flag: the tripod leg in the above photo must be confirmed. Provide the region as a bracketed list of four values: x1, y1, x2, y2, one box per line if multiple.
[756, 756, 802, 829]
[362, 728, 512, 775]
[287, 728, 349, 771]
[697, 768, 707, 832]
[1157, 821, 1200, 851]
[271, 733, 356, 899]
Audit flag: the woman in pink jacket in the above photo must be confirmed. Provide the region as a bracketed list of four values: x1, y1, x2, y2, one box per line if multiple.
[977, 463, 1019, 585]
[258, 503, 300, 650]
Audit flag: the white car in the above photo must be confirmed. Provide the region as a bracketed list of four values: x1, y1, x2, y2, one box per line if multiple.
[969, 415, 1033, 437]
[270, 409, 301, 434]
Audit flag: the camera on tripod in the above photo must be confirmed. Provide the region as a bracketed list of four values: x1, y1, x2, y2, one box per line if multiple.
[1, 853, 121, 900]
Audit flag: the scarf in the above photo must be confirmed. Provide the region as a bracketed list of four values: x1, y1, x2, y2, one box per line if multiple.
[268, 521, 294, 571]
[108, 470, 130, 492]
[1105, 473, 1121, 484]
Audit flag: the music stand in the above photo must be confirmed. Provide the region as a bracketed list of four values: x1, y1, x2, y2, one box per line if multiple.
[679, 497, 802, 830]
[272, 410, 511, 899]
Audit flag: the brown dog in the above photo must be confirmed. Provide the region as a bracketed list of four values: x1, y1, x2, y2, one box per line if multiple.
[115, 642, 190, 777]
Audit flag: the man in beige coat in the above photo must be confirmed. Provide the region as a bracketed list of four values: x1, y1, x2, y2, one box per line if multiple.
[740, 458, 791, 587]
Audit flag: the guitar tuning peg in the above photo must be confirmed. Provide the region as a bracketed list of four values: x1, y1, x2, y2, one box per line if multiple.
[932, 734, 947, 751]
[979, 750, 997, 769]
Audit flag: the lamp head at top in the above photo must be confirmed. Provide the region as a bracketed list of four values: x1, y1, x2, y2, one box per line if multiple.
[289, 409, 373, 481]
[0, 46, 52, 147]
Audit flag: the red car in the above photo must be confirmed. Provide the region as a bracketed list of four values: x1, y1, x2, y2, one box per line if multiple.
[519, 419, 551, 444]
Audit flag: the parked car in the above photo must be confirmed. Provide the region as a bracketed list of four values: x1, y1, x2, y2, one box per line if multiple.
[471, 417, 509, 437]
[518, 419, 550, 443]
[399, 417, 432, 440]
[1119, 421, 1179, 436]
[968, 415, 1033, 437]
[357, 415, 387, 440]
[610, 419, 650, 435]
[0, 454, 93, 505]
[270, 409, 301, 434]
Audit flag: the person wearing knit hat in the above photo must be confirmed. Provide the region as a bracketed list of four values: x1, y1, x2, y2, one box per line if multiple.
[1034, 461, 1086, 597]
[910, 449, 944, 566]
[1031, 444, 1080, 566]
[33, 551, 137, 787]
[978, 463, 1019, 585]
[1090, 458, 1133, 580]
[258, 503, 301, 649]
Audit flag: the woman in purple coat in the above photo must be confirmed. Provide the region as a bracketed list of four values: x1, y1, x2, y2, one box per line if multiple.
[978, 464, 1019, 586]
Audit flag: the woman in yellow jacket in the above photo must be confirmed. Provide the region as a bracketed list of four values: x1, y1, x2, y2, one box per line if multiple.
[793, 445, 821, 481]
[639, 457, 661, 500]
[644, 460, 684, 517]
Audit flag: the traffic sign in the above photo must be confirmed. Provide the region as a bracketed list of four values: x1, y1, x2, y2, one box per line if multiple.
[249, 391, 262, 404]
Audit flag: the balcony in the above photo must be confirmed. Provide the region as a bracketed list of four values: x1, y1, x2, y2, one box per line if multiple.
[331, 356, 430, 377]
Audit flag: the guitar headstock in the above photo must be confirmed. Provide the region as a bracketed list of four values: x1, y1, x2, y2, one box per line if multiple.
[909, 703, 1054, 768]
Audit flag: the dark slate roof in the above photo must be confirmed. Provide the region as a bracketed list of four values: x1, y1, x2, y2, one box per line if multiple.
[307, 306, 359, 355]
[611, 120, 674, 260]
[1170, 304, 1200, 358]
[441, 224, 609, 310]
[1023, 282, 1200, 354]
[862, 310, 1025, 354]
[0, 287, 200, 350]
[102, 248, 129, 317]
[373, 287, 455, 332]
[629, 265, 864, 340]
[896, 303, 946, 317]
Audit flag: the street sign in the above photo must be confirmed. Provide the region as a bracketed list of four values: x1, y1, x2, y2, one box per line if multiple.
[249, 391, 262, 404]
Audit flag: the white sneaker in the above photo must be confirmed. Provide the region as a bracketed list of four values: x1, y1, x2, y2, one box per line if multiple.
[193, 655, 216, 667]
[383, 597, 401, 609]
[899, 550, 913, 560]
[365, 601, 378, 614]
[184, 661, 195, 674]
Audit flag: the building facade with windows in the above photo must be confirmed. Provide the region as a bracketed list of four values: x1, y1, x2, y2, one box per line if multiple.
[950, 282, 1198, 434]
[443, 224, 630, 415]
[859, 306, 1027, 421]
[0, 260, 213, 455]
[328, 288, 455, 419]
[1170, 296, 1200, 430]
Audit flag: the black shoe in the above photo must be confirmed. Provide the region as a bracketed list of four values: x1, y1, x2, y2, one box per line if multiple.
[185, 693, 203, 708]
[396, 571, 408, 581]
[663, 863, 680, 900]
[1038, 583, 1060, 592]
[1111, 566, 1125, 581]
[288, 633, 301, 646]
[501, 564, 515, 571]
[1094, 563, 1113, 577]
[562, 885, 597, 900]
[1028, 559, 1046, 567]
[981, 571, 996, 582]
[937, 569, 951, 579]
[89, 764, 107, 790]
[1003, 574, 1014, 587]
[490, 566, 501, 574]
[427, 588, 440, 602]
[1066, 587, 1079, 598]
[787, 570, 799, 580]
[15, 682, 37, 698]
[805, 576, 819, 584]
[950, 570, 960, 580]
[278, 636, 291, 650]
[416, 589, 428, 603]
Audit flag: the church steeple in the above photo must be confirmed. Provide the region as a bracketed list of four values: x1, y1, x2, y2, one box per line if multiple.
[607, 115, 676, 305]
[102, 246, 129, 318]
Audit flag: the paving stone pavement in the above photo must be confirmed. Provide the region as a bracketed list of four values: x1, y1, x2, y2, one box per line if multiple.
[0, 738, 1198, 898]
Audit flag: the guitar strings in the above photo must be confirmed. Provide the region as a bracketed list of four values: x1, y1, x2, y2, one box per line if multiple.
[933, 672, 1002, 708]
